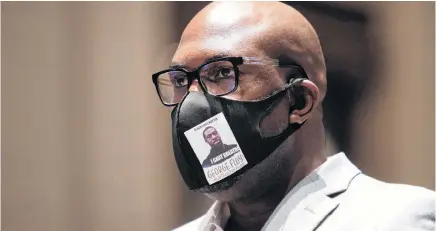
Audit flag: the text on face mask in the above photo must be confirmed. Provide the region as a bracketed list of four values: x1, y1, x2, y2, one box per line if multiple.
[206, 152, 246, 180]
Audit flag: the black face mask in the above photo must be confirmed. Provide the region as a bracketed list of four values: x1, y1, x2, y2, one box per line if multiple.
[171, 78, 306, 190]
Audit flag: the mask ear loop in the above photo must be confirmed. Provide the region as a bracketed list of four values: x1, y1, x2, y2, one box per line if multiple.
[254, 77, 307, 138]
[256, 78, 303, 122]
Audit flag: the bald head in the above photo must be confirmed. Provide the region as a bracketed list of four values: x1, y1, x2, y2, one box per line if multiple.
[174, 1, 327, 101]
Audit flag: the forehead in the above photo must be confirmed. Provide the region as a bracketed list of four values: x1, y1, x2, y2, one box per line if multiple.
[172, 36, 259, 70]
[172, 10, 269, 69]
[204, 127, 217, 135]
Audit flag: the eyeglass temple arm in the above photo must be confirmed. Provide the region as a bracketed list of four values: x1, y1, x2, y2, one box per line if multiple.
[243, 57, 302, 69]
[242, 57, 280, 67]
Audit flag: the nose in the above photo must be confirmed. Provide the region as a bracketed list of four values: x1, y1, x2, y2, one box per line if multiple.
[189, 80, 204, 93]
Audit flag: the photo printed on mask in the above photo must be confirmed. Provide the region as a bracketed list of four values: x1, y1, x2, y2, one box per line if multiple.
[184, 113, 248, 185]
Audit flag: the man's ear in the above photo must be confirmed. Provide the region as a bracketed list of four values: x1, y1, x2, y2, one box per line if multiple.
[289, 79, 320, 124]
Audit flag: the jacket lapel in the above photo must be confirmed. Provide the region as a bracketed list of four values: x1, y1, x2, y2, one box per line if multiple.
[263, 153, 361, 231]
[281, 191, 339, 231]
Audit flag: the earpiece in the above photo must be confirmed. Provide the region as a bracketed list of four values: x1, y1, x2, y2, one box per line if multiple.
[293, 91, 306, 110]
[288, 77, 307, 110]
[285, 63, 309, 112]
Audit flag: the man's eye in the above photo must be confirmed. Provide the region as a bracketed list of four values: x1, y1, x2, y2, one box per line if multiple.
[172, 77, 188, 88]
[208, 67, 235, 82]
[217, 67, 233, 77]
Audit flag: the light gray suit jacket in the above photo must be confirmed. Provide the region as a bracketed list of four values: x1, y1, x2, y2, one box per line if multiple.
[173, 153, 435, 231]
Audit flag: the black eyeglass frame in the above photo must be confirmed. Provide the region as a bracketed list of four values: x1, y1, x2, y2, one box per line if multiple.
[152, 56, 307, 106]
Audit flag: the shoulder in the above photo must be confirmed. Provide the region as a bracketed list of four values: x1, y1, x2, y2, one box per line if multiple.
[343, 174, 435, 230]
[377, 182, 435, 230]
[171, 216, 204, 231]
[348, 174, 435, 207]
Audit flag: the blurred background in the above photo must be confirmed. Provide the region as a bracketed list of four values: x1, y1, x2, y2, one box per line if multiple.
[1, 1, 434, 231]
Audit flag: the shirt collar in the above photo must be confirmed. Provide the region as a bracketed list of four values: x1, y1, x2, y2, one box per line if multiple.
[199, 201, 230, 231]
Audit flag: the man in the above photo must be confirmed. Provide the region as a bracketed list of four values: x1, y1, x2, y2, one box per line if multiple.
[151, 2, 435, 231]
[202, 126, 238, 168]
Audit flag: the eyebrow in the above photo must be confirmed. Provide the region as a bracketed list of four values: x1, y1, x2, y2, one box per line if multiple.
[169, 54, 230, 70]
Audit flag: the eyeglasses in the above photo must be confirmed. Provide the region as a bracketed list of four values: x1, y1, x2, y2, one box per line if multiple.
[152, 56, 305, 106]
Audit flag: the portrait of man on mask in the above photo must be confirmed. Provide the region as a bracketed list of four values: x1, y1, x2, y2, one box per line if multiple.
[201, 126, 238, 168]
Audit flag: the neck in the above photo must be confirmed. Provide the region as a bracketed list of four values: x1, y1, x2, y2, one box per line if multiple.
[213, 143, 224, 149]
[225, 181, 288, 231]
[225, 154, 327, 231]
